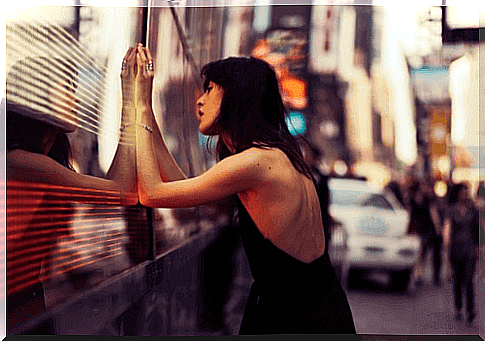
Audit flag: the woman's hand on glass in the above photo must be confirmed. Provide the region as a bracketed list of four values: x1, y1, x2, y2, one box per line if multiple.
[121, 46, 137, 106]
[135, 44, 155, 113]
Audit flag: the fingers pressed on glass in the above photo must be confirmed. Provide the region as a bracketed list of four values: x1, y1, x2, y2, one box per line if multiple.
[138, 45, 149, 74]
[128, 47, 137, 72]
[122, 47, 137, 76]
[129, 47, 136, 59]
[137, 44, 147, 62]
[145, 47, 153, 61]
[123, 46, 133, 61]
[136, 51, 145, 77]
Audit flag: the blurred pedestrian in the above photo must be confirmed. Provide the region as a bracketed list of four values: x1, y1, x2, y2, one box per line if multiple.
[429, 182, 446, 286]
[385, 180, 406, 208]
[474, 182, 484, 276]
[408, 181, 442, 286]
[443, 182, 479, 325]
[476, 182, 485, 254]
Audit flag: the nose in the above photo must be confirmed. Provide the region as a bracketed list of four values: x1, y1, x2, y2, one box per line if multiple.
[196, 94, 204, 107]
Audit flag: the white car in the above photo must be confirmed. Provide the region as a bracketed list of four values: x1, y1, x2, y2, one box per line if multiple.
[328, 177, 420, 292]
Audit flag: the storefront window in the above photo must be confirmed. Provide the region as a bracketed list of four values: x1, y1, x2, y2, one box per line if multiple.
[6, 5, 147, 332]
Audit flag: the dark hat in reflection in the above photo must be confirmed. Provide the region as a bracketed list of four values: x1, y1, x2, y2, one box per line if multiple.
[6, 56, 79, 132]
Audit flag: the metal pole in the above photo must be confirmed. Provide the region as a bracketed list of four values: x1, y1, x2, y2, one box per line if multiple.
[72, 0, 81, 40]
[141, 2, 156, 260]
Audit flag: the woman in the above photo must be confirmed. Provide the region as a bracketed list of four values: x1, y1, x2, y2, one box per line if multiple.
[6, 50, 138, 333]
[408, 181, 441, 286]
[130, 44, 356, 335]
[443, 182, 479, 325]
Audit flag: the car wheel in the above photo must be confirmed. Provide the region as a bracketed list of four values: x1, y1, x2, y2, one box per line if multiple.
[390, 269, 411, 292]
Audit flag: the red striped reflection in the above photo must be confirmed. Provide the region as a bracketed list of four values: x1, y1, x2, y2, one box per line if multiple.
[5, 180, 120, 195]
[9, 242, 123, 281]
[7, 216, 123, 237]
[6, 180, 147, 298]
[11, 251, 123, 295]
[8, 230, 124, 270]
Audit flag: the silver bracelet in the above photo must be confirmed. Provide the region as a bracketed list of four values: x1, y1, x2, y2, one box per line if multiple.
[120, 122, 153, 133]
[140, 123, 153, 133]
[120, 122, 132, 131]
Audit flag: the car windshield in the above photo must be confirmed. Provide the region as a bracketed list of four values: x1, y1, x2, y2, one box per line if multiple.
[330, 189, 367, 206]
[361, 194, 394, 210]
[330, 190, 395, 211]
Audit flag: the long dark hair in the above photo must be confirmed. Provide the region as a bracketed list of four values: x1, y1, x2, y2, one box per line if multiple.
[7, 111, 74, 171]
[200, 57, 312, 179]
[6, 56, 77, 171]
[449, 182, 468, 205]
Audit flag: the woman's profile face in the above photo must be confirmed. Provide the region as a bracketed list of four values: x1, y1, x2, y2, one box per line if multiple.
[196, 81, 224, 135]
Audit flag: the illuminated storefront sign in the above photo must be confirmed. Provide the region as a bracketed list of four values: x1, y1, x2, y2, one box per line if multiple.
[286, 111, 307, 135]
[251, 28, 309, 111]
[410, 66, 450, 104]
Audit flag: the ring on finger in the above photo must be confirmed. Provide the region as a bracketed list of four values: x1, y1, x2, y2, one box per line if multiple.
[146, 61, 154, 71]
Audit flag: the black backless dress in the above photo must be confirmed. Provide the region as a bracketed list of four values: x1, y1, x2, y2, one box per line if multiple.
[237, 197, 356, 335]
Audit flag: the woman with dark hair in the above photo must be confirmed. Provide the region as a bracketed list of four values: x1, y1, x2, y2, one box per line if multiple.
[408, 181, 442, 286]
[132, 45, 356, 335]
[477, 182, 485, 251]
[6, 49, 138, 333]
[443, 182, 479, 325]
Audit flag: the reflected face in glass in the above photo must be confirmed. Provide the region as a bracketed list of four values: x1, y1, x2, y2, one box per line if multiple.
[196, 81, 224, 135]
[49, 77, 79, 133]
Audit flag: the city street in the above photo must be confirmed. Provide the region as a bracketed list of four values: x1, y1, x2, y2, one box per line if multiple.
[6, 4, 483, 337]
[211, 247, 484, 338]
[345, 255, 483, 336]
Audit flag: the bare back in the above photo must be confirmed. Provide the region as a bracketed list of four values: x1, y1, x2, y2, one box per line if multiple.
[237, 147, 325, 264]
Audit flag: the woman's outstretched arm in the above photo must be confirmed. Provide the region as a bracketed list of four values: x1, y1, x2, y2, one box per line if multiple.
[136, 130, 262, 208]
[7, 47, 139, 206]
[134, 45, 186, 182]
[133, 45, 262, 208]
[104, 46, 139, 205]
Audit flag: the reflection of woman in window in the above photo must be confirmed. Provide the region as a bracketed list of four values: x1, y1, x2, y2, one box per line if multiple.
[6, 50, 137, 333]
[131, 45, 356, 335]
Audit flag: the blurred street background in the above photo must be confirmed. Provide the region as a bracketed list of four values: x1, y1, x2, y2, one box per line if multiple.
[3, 0, 484, 337]
[198, 245, 484, 336]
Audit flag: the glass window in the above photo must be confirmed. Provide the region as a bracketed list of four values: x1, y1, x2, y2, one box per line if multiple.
[146, 6, 235, 257]
[361, 194, 394, 210]
[330, 189, 366, 206]
[6, 5, 147, 333]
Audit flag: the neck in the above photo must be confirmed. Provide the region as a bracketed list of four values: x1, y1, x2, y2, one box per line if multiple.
[221, 134, 236, 154]
[40, 130, 59, 155]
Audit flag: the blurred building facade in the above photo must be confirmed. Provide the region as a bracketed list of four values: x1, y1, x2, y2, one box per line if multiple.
[406, 5, 483, 195]
[309, 4, 398, 187]
[161, 2, 442, 189]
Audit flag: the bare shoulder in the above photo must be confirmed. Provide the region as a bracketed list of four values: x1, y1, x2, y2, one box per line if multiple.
[221, 147, 271, 172]
[236, 147, 289, 166]
[7, 149, 40, 166]
[7, 149, 57, 182]
[7, 149, 54, 167]
[235, 147, 291, 175]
